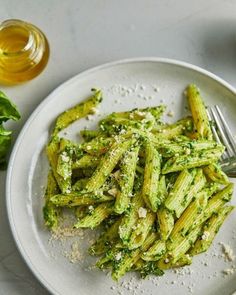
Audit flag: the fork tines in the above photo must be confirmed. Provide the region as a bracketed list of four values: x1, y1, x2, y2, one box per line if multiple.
[207, 105, 236, 160]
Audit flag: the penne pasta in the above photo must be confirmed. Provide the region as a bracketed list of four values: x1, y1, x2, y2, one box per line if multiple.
[167, 191, 208, 251]
[111, 232, 157, 281]
[118, 193, 144, 242]
[50, 191, 114, 207]
[52, 89, 102, 136]
[191, 183, 234, 229]
[152, 117, 193, 140]
[114, 146, 139, 214]
[164, 169, 196, 216]
[127, 212, 156, 250]
[46, 137, 72, 194]
[89, 219, 121, 255]
[142, 239, 166, 261]
[43, 170, 61, 229]
[157, 207, 175, 240]
[160, 140, 223, 158]
[142, 142, 161, 211]
[157, 254, 192, 270]
[81, 136, 113, 155]
[186, 84, 212, 140]
[80, 129, 101, 141]
[74, 202, 113, 229]
[174, 168, 206, 218]
[189, 206, 234, 255]
[72, 154, 100, 169]
[203, 163, 229, 184]
[162, 147, 224, 174]
[167, 224, 202, 262]
[85, 137, 137, 192]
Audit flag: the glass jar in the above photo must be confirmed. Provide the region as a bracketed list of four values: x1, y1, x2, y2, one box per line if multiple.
[0, 19, 50, 85]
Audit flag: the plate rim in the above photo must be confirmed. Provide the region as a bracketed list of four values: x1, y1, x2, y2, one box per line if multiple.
[6, 57, 236, 294]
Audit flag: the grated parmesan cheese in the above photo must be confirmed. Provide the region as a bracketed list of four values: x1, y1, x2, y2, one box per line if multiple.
[115, 252, 122, 261]
[220, 242, 236, 261]
[90, 107, 98, 114]
[138, 207, 147, 218]
[223, 268, 235, 275]
[201, 231, 210, 241]
[153, 86, 160, 92]
[108, 187, 118, 197]
[65, 241, 83, 263]
[184, 148, 191, 155]
[167, 110, 174, 117]
[112, 170, 120, 180]
[86, 114, 93, 121]
[61, 152, 70, 163]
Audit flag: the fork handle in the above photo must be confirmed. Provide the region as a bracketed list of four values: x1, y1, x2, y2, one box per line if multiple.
[225, 170, 236, 178]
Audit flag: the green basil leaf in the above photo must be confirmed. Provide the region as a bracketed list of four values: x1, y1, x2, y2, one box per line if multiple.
[0, 91, 21, 123]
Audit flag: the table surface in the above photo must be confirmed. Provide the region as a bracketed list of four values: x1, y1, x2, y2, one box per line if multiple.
[1, 0, 236, 294]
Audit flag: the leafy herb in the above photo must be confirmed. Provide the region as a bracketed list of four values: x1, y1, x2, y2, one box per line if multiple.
[140, 261, 164, 278]
[0, 91, 20, 169]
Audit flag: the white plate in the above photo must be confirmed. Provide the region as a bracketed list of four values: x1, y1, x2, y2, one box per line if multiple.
[6, 58, 236, 295]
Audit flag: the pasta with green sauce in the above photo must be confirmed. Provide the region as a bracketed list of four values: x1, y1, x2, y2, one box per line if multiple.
[43, 85, 234, 280]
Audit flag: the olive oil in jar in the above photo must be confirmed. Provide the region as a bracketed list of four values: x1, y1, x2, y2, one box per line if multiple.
[0, 19, 49, 85]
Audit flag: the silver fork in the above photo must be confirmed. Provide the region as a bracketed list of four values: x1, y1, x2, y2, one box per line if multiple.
[207, 105, 236, 177]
